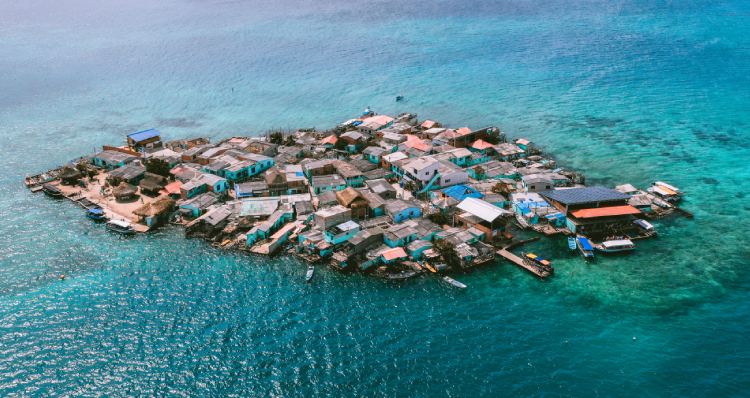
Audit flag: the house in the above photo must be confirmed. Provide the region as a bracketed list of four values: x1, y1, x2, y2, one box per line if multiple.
[243, 140, 278, 157]
[178, 192, 219, 218]
[384, 223, 418, 248]
[313, 205, 352, 229]
[311, 174, 346, 194]
[403, 157, 439, 188]
[359, 190, 386, 217]
[522, 174, 554, 192]
[127, 129, 162, 151]
[348, 227, 385, 254]
[420, 120, 439, 130]
[320, 134, 338, 149]
[456, 198, 512, 241]
[138, 172, 169, 196]
[340, 131, 366, 152]
[385, 199, 422, 223]
[180, 173, 229, 199]
[510, 192, 555, 224]
[161, 180, 183, 199]
[324, 220, 361, 245]
[382, 151, 408, 174]
[358, 115, 394, 133]
[234, 181, 269, 198]
[381, 132, 407, 146]
[437, 161, 469, 189]
[365, 179, 397, 199]
[316, 190, 339, 207]
[493, 143, 525, 161]
[256, 204, 294, 240]
[92, 150, 138, 170]
[539, 187, 636, 236]
[195, 146, 230, 165]
[350, 158, 378, 173]
[363, 146, 387, 164]
[106, 163, 146, 185]
[145, 148, 181, 167]
[442, 184, 484, 202]
[302, 159, 336, 177]
[335, 187, 369, 219]
[181, 145, 211, 163]
[515, 138, 531, 151]
[239, 197, 280, 219]
[333, 160, 364, 187]
[407, 240, 433, 260]
[380, 247, 408, 264]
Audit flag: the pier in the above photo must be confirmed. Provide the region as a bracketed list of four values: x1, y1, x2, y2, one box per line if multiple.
[496, 249, 551, 278]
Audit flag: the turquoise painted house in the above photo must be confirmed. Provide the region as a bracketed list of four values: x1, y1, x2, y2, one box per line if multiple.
[92, 150, 137, 170]
[385, 200, 422, 224]
[407, 240, 433, 260]
[363, 146, 387, 164]
[324, 221, 360, 245]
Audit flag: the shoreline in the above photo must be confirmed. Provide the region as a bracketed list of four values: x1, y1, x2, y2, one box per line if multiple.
[27, 110, 690, 284]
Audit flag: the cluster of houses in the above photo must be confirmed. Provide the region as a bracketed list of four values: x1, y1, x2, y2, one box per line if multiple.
[65, 109, 669, 276]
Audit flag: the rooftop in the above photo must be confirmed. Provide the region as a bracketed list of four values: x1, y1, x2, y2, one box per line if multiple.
[540, 186, 630, 206]
[127, 129, 161, 143]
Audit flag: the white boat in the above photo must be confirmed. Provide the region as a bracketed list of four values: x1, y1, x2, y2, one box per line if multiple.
[442, 276, 467, 289]
[633, 219, 654, 232]
[106, 219, 135, 235]
[596, 239, 635, 253]
[305, 265, 315, 283]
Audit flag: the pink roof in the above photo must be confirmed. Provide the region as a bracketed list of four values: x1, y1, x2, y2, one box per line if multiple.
[162, 181, 183, 195]
[456, 127, 471, 136]
[405, 134, 431, 152]
[364, 115, 394, 126]
[471, 139, 494, 150]
[321, 135, 338, 145]
[421, 120, 437, 129]
[382, 247, 407, 261]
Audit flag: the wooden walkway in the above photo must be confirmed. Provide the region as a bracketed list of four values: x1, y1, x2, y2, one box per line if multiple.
[497, 249, 551, 278]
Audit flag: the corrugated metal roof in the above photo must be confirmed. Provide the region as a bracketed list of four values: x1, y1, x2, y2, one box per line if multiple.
[456, 198, 510, 223]
[540, 187, 630, 206]
[571, 205, 640, 219]
[127, 129, 161, 143]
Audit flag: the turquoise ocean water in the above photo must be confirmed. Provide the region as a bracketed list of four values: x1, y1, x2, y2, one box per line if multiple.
[1, 0, 750, 396]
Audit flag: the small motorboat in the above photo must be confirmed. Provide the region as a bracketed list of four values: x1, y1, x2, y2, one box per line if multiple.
[442, 276, 467, 289]
[595, 238, 635, 254]
[576, 236, 595, 259]
[106, 219, 135, 235]
[395, 95, 404, 102]
[633, 219, 655, 233]
[305, 265, 315, 283]
[86, 208, 107, 222]
[42, 183, 63, 198]
[567, 236, 577, 250]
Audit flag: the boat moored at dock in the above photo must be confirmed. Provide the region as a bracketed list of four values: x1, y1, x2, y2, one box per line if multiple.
[595, 238, 635, 254]
[42, 183, 63, 198]
[576, 236, 595, 259]
[567, 236, 577, 250]
[306, 265, 315, 283]
[106, 219, 135, 235]
[86, 208, 107, 222]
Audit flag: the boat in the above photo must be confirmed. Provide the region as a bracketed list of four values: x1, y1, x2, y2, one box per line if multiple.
[305, 265, 315, 283]
[86, 208, 107, 222]
[395, 95, 404, 102]
[522, 252, 554, 277]
[106, 219, 135, 235]
[442, 276, 467, 289]
[633, 219, 655, 233]
[576, 236, 595, 259]
[567, 236, 577, 250]
[42, 183, 63, 198]
[595, 238, 635, 253]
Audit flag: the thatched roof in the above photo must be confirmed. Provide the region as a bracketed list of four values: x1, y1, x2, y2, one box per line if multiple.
[133, 196, 175, 217]
[59, 167, 82, 180]
[336, 187, 365, 207]
[113, 182, 138, 199]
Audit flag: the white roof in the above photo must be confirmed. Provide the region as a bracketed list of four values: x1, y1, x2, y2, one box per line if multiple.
[335, 220, 360, 232]
[383, 152, 408, 163]
[456, 198, 510, 223]
[602, 239, 634, 248]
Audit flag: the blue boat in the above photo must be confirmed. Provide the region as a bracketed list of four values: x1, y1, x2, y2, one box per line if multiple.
[576, 236, 595, 259]
[86, 208, 107, 222]
[567, 237, 577, 250]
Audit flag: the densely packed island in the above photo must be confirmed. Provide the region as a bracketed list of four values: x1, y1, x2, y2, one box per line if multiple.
[26, 109, 690, 284]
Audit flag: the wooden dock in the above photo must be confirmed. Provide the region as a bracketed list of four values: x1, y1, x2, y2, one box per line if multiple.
[497, 249, 551, 278]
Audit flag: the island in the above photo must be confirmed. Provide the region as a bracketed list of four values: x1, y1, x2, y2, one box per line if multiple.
[25, 110, 690, 284]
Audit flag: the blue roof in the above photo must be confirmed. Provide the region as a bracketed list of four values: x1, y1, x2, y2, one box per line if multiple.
[442, 184, 483, 201]
[540, 186, 629, 206]
[127, 129, 161, 143]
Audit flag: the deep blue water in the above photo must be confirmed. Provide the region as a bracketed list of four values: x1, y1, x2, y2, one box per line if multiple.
[1, 0, 750, 396]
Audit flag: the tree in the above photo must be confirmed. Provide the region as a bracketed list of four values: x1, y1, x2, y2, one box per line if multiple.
[434, 239, 460, 270]
[268, 131, 285, 145]
[144, 158, 171, 177]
